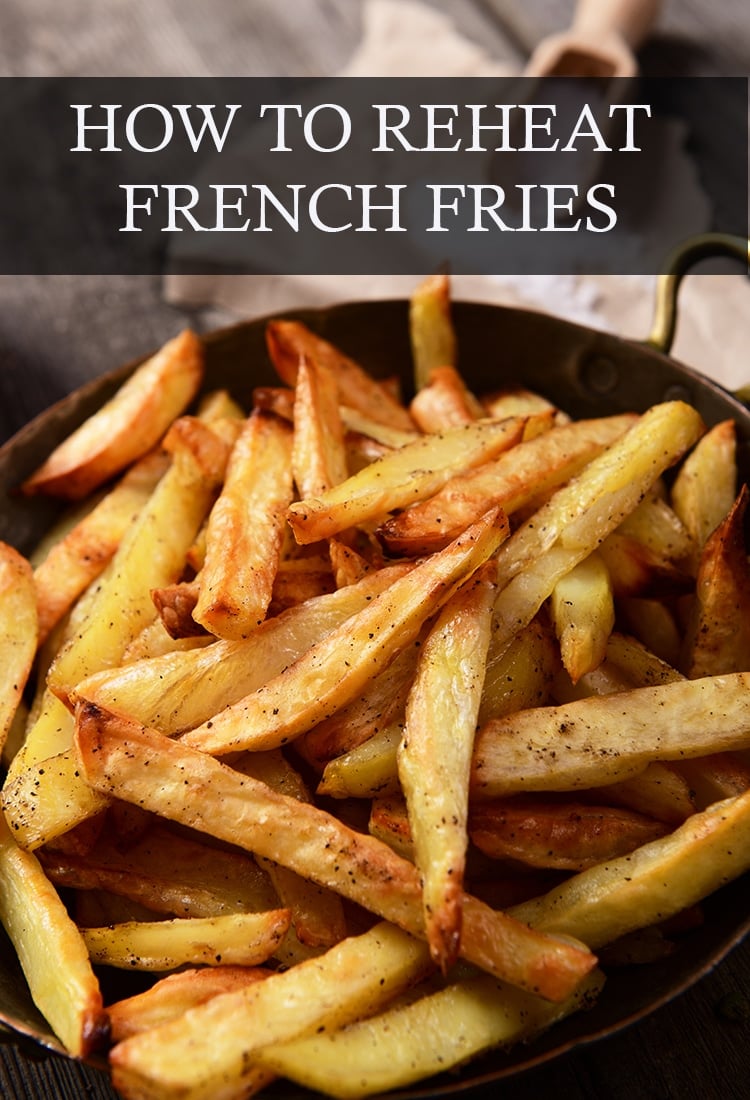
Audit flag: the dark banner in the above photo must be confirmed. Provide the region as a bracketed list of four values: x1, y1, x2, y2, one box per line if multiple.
[0, 77, 746, 274]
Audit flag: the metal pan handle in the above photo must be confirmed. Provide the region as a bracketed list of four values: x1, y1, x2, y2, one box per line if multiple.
[646, 233, 750, 357]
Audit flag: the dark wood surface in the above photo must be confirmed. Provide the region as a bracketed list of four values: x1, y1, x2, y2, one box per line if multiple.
[0, 2, 748, 1097]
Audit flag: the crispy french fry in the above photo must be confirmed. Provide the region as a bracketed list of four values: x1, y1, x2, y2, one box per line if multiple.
[615, 492, 693, 563]
[398, 563, 496, 971]
[597, 531, 691, 599]
[151, 577, 204, 639]
[32, 450, 169, 644]
[297, 638, 419, 772]
[681, 487, 750, 677]
[410, 365, 483, 432]
[82, 909, 291, 971]
[107, 967, 271, 1042]
[182, 510, 508, 754]
[471, 673, 750, 798]
[481, 386, 564, 422]
[48, 416, 230, 705]
[292, 356, 348, 496]
[510, 787, 750, 949]
[339, 405, 420, 449]
[479, 614, 559, 724]
[75, 705, 597, 1001]
[267, 320, 415, 433]
[317, 723, 403, 800]
[39, 822, 278, 918]
[490, 402, 704, 646]
[592, 765, 696, 826]
[234, 751, 347, 948]
[109, 921, 432, 1100]
[256, 969, 604, 1100]
[409, 272, 457, 390]
[550, 550, 614, 683]
[0, 811, 106, 1057]
[0, 542, 37, 754]
[469, 797, 668, 871]
[378, 414, 637, 556]
[287, 418, 524, 545]
[671, 418, 737, 560]
[2, 747, 109, 850]
[21, 330, 203, 500]
[73, 563, 411, 736]
[193, 410, 294, 639]
[677, 752, 750, 809]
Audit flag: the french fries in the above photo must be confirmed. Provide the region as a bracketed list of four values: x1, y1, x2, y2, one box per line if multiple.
[0, 542, 38, 754]
[1, 272, 749, 1100]
[21, 329, 203, 500]
[398, 562, 496, 971]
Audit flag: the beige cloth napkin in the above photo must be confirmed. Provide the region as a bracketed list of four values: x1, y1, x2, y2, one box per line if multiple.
[164, 0, 749, 391]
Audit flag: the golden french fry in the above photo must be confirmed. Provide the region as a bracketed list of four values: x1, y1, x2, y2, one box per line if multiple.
[287, 418, 524, 545]
[469, 797, 668, 871]
[479, 614, 559, 724]
[490, 402, 704, 647]
[671, 418, 737, 560]
[471, 673, 750, 798]
[21, 330, 203, 500]
[601, 631, 683, 689]
[256, 969, 604, 1100]
[82, 909, 291, 971]
[0, 542, 37, 754]
[410, 365, 483, 432]
[615, 491, 693, 563]
[0, 810, 106, 1057]
[681, 487, 750, 677]
[108, 966, 271, 1042]
[2, 747, 109, 850]
[297, 638, 419, 772]
[317, 723, 403, 800]
[75, 705, 597, 1001]
[327, 536, 374, 587]
[597, 531, 691, 599]
[48, 415, 230, 705]
[339, 405, 420, 449]
[594, 765, 696, 826]
[151, 578, 203, 639]
[182, 510, 508, 754]
[74, 563, 411, 736]
[39, 822, 278, 918]
[550, 550, 615, 683]
[32, 450, 169, 644]
[109, 921, 432, 1100]
[677, 752, 750, 809]
[194, 410, 294, 639]
[398, 563, 496, 971]
[121, 618, 212, 662]
[510, 787, 750, 949]
[378, 413, 637, 556]
[368, 797, 415, 861]
[481, 385, 565, 423]
[234, 751, 347, 948]
[409, 272, 457, 390]
[292, 355, 348, 496]
[266, 320, 415, 433]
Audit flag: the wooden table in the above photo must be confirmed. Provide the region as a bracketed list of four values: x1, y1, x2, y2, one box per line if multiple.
[0, 2, 748, 1097]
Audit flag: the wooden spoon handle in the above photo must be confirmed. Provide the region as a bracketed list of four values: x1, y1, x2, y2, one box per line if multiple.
[571, 0, 662, 50]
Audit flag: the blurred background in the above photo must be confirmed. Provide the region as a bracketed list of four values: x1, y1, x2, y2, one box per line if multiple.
[0, 0, 747, 439]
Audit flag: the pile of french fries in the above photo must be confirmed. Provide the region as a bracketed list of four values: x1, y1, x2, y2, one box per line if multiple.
[2, 274, 750, 1100]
